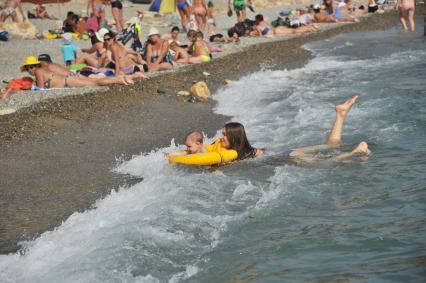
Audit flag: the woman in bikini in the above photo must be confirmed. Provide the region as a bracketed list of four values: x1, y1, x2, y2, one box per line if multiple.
[252, 14, 274, 37]
[145, 28, 173, 72]
[20, 56, 140, 89]
[104, 32, 147, 76]
[396, 0, 415, 31]
[218, 96, 370, 164]
[188, 31, 211, 64]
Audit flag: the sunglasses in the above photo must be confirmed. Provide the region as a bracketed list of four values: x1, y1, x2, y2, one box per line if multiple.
[25, 65, 37, 71]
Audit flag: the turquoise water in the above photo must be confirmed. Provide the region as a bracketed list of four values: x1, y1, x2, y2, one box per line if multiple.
[0, 22, 425, 282]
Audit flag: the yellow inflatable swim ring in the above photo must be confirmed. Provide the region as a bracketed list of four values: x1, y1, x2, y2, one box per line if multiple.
[168, 140, 238, 166]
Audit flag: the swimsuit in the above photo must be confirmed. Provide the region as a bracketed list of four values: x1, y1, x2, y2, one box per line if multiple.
[96, 3, 106, 12]
[111, 0, 123, 9]
[121, 65, 135, 74]
[193, 6, 206, 15]
[233, 0, 246, 11]
[1, 7, 15, 16]
[283, 148, 293, 159]
[261, 26, 270, 35]
[177, 1, 186, 10]
[201, 55, 211, 62]
[399, 0, 415, 11]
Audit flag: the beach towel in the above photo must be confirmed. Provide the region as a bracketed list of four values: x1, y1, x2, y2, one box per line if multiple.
[6, 77, 34, 91]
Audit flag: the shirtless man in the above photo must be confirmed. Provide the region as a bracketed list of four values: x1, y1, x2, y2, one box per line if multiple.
[0, 0, 26, 22]
[192, 0, 207, 32]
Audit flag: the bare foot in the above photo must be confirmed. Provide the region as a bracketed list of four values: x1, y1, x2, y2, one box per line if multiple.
[336, 95, 358, 118]
[352, 141, 371, 155]
[131, 72, 148, 80]
[124, 76, 135, 85]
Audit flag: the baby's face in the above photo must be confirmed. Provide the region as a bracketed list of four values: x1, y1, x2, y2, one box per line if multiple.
[185, 138, 203, 154]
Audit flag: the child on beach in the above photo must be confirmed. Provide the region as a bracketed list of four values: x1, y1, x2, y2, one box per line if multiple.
[189, 31, 211, 64]
[207, 0, 216, 36]
[61, 33, 77, 66]
[165, 131, 208, 157]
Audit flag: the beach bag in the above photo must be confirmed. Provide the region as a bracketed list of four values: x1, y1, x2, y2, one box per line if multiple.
[6, 77, 34, 90]
[0, 30, 9, 41]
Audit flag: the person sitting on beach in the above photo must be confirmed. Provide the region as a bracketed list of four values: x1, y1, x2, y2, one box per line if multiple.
[34, 3, 56, 20]
[176, 0, 191, 31]
[0, 0, 26, 22]
[145, 28, 173, 72]
[396, 0, 415, 31]
[322, 0, 358, 22]
[20, 56, 141, 89]
[313, 4, 357, 23]
[228, 0, 247, 23]
[164, 26, 182, 46]
[341, 0, 368, 15]
[188, 31, 212, 64]
[63, 11, 75, 32]
[216, 96, 370, 163]
[169, 42, 190, 64]
[103, 32, 148, 76]
[79, 28, 109, 68]
[193, 0, 207, 33]
[165, 131, 208, 158]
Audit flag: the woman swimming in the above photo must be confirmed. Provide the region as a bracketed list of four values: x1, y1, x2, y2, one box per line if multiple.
[218, 96, 370, 164]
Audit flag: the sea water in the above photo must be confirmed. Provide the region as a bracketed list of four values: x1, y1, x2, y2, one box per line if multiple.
[1, 22, 425, 282]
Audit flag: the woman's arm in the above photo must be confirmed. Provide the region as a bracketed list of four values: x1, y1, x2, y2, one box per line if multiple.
[156, 40, 170, 64]
[110, 45, 122, 75]
[146, 44, 153, 66]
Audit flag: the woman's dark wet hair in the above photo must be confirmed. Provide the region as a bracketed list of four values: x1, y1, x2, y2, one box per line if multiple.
[171, 26, 180, 33]
[255, 14, 264, 23]
[223, 122, 257, 160]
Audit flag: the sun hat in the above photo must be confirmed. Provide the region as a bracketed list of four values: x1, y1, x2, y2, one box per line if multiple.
[38, 54, 52, 63]
[313, 4, 321, 10]
[20, 56, 41, 72]
[63, 32, 73, 43]
[147, 27, 160, 37]
[95, 28, 110, 42]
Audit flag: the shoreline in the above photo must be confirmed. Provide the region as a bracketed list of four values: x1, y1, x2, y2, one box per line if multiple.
[0, 11, 399, 254]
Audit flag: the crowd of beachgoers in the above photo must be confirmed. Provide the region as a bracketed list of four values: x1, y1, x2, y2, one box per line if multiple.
[0, 0, 414, 101]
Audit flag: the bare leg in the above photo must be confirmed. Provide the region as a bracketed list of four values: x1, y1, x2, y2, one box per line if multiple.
[328, 141, 371, 162]
[326, 95, 358, 146]
[407, 9, 415, 32]
[399, 9, 408, 31]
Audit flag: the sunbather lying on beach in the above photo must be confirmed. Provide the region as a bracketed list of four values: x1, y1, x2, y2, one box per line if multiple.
[216, 96, 370, 164]
[20, 56, 143, 89]
[165, 131, 208, 157]
[313, 4, 358, 23]
[252, 14, 274, 37]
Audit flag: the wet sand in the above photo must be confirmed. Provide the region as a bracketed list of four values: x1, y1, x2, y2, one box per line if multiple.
[0, 11, 399, 254]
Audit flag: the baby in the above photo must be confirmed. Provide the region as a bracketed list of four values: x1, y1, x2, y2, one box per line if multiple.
[165, 131, 208, 157]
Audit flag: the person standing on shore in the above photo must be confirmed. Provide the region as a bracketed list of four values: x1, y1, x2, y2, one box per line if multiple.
[228, 0, 247, 22]
[87, 0, 107, 28]
[110, 0, 124, 33]
[192, 0, 207, 32]
[176, 0, 191, 31]
[396, 0, 415, 31]
[0, 0, 26, 23]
